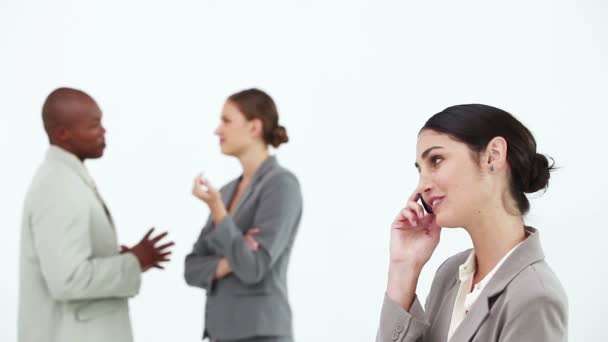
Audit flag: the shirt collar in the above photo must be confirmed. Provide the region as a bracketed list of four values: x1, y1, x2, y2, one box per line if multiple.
[458, 250, 476, 281]
[46, 145, 97, 189]
[250, 155, 278, 185]
[457, 234, 527, 288]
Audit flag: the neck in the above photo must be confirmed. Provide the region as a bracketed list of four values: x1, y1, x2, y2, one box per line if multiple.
[237, 145, 270, 181]
[51, 142, 85, 162]
[465, 204, 526, 280]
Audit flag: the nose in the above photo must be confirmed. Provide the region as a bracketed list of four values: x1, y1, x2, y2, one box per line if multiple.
[417, 172, 433, 196]
[214, 125, 221, 136]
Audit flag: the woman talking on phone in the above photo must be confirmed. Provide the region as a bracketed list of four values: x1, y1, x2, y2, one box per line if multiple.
[184, 89, 302, 342]
[377, 104, 567, 341]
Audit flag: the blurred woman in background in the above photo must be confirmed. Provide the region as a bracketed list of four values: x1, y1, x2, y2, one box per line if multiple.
[184, 88, 302, 342]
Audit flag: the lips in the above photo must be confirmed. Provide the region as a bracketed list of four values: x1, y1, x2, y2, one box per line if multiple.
[427, 196, 445, 211]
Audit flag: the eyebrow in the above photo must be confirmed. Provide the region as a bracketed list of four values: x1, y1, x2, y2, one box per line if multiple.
[414, 146, 444, 169]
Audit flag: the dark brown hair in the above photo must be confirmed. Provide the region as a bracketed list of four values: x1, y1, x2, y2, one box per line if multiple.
[228, 88, 288, 148]
[421, 104, 555, 215]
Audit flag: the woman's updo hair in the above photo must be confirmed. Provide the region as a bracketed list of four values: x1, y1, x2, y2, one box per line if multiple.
[421, 104, 555, 214]
[227, 88, 289, 148]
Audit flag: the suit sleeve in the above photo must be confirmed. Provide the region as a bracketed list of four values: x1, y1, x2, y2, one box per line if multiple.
[184, 216, 222, 291]
[30, 181, 141, 301]
[205, 173, 302, 285]
[376, 295, 428, 342]
[375, 255, 461, 342]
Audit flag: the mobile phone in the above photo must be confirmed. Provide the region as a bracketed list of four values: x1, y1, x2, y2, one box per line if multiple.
[420, 196, 433, 214]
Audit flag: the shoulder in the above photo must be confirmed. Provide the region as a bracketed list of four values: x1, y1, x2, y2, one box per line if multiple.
[25, 160, 90, 217]
[27, 159, 86, 201]
[261, 164, 300, 190]
[504, 260, 568, 311]
[494, 260, 568, 338]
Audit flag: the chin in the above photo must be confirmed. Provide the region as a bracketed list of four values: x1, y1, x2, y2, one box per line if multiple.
[91, 146, 105, 158]
[434, 212, 459, 228]
[220, 147, 235, 156]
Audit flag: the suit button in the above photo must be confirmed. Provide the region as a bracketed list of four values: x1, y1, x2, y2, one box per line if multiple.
[392, 331, 400, 341]
[396, 323, 404, 333]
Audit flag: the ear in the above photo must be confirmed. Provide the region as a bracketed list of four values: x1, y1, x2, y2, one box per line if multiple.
[249, 118, 264, 139]
[484, 136, 508, 172]
[54, 126, 71, 143]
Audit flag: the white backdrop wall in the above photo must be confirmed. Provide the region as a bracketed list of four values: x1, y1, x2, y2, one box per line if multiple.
[1, 1, 606, 341]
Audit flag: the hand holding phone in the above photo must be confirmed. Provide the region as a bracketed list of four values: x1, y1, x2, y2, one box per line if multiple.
[389, 191, 442, 267]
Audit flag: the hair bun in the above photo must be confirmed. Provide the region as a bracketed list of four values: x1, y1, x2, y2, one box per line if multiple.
[270, 125, 289, 148]
[524, 153, 553, 193]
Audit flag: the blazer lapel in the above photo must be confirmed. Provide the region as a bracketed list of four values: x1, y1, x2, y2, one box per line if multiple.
[449, 294, 490, 341]
[220, 179, 240, 209]
[91, 186, 115, 230]
[230, 156, 278, 217]
[449, 227, 545, 342]
[427, 276, 460, 342]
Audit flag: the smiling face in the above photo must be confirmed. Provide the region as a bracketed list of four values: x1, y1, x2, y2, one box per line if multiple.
[415, 129, 494, 228]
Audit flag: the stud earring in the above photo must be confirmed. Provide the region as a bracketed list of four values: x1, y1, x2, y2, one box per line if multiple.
[489, 165, 495, 172]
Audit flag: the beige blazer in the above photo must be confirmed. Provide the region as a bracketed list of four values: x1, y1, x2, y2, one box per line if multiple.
[18, 146, 142, 342]
[377, 227, 568, 342]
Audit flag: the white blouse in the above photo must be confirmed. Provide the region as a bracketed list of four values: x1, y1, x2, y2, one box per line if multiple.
[447, 241, 524, 341]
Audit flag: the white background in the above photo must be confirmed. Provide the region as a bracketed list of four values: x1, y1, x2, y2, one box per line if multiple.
[1, 1, 607, 341]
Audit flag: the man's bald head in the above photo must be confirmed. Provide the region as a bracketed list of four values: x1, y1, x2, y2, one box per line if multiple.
[42, 87, 107, 160]
[42, 87, 98, 138]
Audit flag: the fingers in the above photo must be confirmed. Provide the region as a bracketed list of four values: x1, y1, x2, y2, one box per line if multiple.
[391, 190, 432, 230]
[143, 227, 155, 241]
[144, 251, 172, 271]
[420, 213, 435, 226]
[193, 175, 220, 204]
[406, 200, 425, 220]
[156, 241, 175, 251]
[151, 239, 174, 259]
[392, 203, 434, 230]
[134, 228, 175, 271]
[192, 175, 208, 195]
[392, 207, 418, 229]
[244, 227, 260, 250]
[244, 234, 259, 251]
[150, 231, 169, 244]
[246, 227, 260, 235]
[201, 178, 219, 194]
[192, 178, 200, 195]
[198, 176, 211, 188]
[407, 191, 421, 204]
